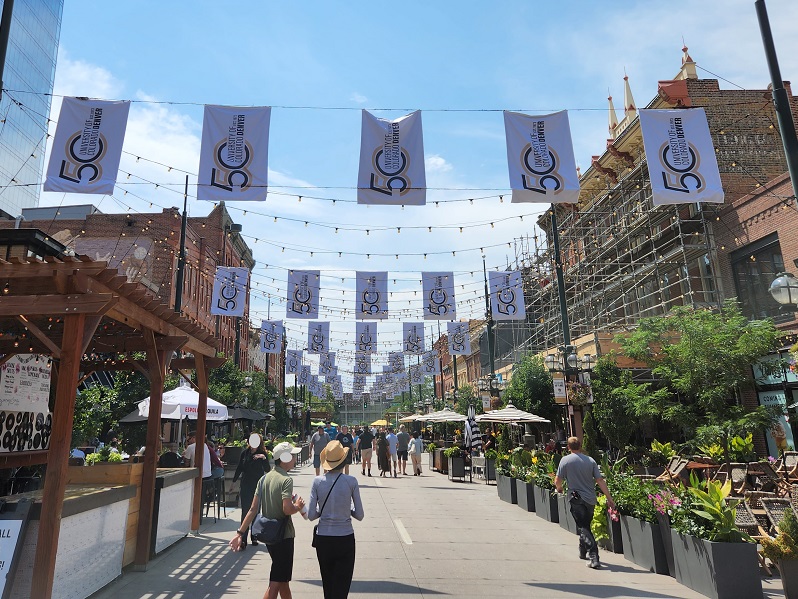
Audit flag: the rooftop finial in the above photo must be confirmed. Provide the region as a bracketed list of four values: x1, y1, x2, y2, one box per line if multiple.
[623, 70, 637, 122]
[681, 39, 693, 64]
[607, 88, 619, 139]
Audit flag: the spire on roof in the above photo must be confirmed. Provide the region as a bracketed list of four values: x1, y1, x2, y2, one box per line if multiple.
[607, 89, 619, 140]
[678, 41, 698, 80]
[623, 71, 637, 122]
[682, 41, 694, 65]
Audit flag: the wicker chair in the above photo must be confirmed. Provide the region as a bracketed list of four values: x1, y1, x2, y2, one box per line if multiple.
[745, 491, 777, 530]
[749, 461, 790, 496]
[761, 497, 794, 534]
[732, 499, 772, 575]
[782, 451, 798, 481]
[656, 457, 689, 484]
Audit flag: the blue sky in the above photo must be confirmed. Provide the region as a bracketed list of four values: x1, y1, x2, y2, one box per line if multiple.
[40, 1, 798, 382]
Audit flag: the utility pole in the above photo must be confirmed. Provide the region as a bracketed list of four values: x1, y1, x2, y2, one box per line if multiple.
[482, 256, 498, 407]
[755, 0, 798, 207]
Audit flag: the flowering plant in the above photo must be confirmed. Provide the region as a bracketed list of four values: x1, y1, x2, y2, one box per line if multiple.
[566, 381, 592, 406]
[607, 506, 620, 522]
[649, 489, 681, 516]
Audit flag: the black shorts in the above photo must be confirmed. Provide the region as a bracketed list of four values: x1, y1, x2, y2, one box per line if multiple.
[266, 537, 295, 582]
[397, 450, 408, 461]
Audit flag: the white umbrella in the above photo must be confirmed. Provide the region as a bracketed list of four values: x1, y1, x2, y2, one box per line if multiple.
[424, 408, 467, 423]
[475, 403, 550, 424]
[136, 382, 228, 421]
[399, 414, 421, 423]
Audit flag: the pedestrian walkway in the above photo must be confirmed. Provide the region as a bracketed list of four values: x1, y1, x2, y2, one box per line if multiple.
[92, 460, 783, 598]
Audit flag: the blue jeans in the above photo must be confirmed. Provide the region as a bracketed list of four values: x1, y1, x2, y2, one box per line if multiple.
[569, 498, 598, 561]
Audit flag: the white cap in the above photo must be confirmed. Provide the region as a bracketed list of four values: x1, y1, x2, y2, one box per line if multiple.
[273, 441, 302, 463]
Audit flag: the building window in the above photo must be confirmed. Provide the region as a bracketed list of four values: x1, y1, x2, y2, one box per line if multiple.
[731, 233, 785, 320]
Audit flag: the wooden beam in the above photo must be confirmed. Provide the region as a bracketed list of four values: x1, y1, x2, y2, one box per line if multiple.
[0, 294, 116, 316]
[171, 356, 227, 370]
[0, 261, 108, 278]
[80, 315, 104, 355]
[0, 450, 48, 469]
[134, 330, 167, 568]
[31, 313, 85, 599]
[191, 354, 209, 532]
[16, 316, 61, 359]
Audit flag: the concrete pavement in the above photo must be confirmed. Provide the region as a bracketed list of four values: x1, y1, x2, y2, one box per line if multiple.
[91, 459, 784, 598]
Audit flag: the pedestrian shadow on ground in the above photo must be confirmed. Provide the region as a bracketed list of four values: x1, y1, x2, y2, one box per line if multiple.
[524, 582, 682, 598]
[297, 579, 446, 594]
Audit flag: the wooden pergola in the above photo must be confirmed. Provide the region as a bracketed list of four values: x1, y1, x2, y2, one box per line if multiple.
[0, 255, 222, 598]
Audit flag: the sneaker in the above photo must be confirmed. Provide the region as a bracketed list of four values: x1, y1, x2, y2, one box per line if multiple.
[368, 471, 372, 477]
[587, 560, 601, 569]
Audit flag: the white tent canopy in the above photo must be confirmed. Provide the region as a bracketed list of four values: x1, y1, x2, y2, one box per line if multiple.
[424, 408, 467, 423]
[475, 403, 550, 424]
[128, 381, 228, 421]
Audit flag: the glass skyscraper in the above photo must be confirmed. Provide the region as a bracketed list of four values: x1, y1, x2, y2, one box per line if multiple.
[0, 0, 62, 218]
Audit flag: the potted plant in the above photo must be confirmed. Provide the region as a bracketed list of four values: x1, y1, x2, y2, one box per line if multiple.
[649, 487, 683, 577]
[427, 442, 437, 469]
[445, 446, 466, 480]
[669, 474, 762, 599]
[496, 455, 517, 504]
[531, 456, 558, 523]
[643, 439, 677, 477]
[484, 448, 497, 482]
[761, 507, 798, 598]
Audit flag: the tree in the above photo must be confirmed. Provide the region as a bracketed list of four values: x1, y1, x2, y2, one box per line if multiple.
[581, 410, 599, 460]
[208, 359, 246, 405]
[454, 383, 477, 414]
[502, 354, 558, 423]
[617, 300, 781, 464]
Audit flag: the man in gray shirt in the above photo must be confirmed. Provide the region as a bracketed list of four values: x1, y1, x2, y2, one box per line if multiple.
[555, 436, 615, 569]
[396, 425, 411, 475]
[310, 426, 331, 475]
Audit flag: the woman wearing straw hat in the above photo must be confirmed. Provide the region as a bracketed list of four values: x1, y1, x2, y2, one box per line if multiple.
[308, 440, 365, 599]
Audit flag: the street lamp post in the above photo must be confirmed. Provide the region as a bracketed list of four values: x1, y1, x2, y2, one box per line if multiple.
[545, 346, 595, 439]
[482, 255, 500, 409]
[769, 272, 798, 312]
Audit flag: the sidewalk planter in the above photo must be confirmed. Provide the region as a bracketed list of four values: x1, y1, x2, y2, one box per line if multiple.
[670, 530, 762, 599]
[532, 485, 559, 523]
[448, 456, 466, 480]
[599, 513, 624, 554]
[434, 449, 448, 474]
[485, 458, 496, 482]
[497, 473, 518, 504]
[619, 515, 669, 575]
[656, 513, 675, 577]
[515, 479, 535, 512]
[557, 494, 578, 535]
[776, 559, 798, 599]
[429, 450, 435, 469]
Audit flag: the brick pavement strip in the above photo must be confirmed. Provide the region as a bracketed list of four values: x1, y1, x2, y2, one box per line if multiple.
[91, 459, 783, 598]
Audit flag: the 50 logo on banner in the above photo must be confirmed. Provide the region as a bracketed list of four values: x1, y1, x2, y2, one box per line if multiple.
[211, 135, 253, 192]
[657, 118, 704, 194]
[211, 267, 248, 317]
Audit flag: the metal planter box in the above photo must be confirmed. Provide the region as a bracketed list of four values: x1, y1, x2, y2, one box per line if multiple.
[620, 515, 669, 575]
[670, 529, 762, 599]
[485, 458, 496, 482]
[557, 493, 579, 535]
[599, 512, 624, 554]
[448, 456, 466, 481]
[515, 479, 535, 512]
[532, 484, 559, 523]
[497, 473, 517, 504]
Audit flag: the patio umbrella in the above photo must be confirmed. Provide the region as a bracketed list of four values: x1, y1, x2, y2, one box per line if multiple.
[425, 408, 466, 423]
[370, 419, 388, 426]
[475, 403, 550, 424]
[226, 404, 272, 421]
[399, 414, 420, 423]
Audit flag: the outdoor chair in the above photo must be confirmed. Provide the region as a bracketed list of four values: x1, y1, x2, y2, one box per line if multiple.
[781, 451, 798, 481]
[748, 461, 790, 496]
[731, 499, 772, 575]
[761, 497, 795, 535]
[745, 490, 776, 530]
[790, 484, 798, 515]
[712, 471, 729, 485]
[655, 457, 689, 484]
[729, 463, 750, 496]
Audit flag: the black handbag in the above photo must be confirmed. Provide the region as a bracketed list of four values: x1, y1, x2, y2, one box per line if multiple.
[311, 473, 342, 548]
[250, 473, 288, 545]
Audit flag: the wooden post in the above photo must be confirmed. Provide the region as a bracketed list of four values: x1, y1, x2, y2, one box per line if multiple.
[133, 330, 166, 568]
[191, 355, 209, 532]
[30, 313, 86, 599]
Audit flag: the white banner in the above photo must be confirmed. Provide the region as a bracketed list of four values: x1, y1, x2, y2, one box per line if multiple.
[503, 110, 579, 204]
[422, 272, 456, 320]
[286, 270, 320, 319]
[421, 350, 441, 375]
[286, 350, 302, 374]
[489, 270, 526, 321]
[44, 98, 130, 195]
[260, 320, 283, 354]
[197, 105, 271, 202]
[298, 365, 311, 385]
[409, 364, 423, 386]
[319, 352, 336, 376]
[356, 271, 388, 319]
[447, 321, 471, 356]
[403, 322, 425, 355]
[357, 110, 426, 206]
[639, 108, 724, 205]
[355, 322, 378, 354]
[0, 354, 52, 413]
[389, 352, 405, 373]
[307, 321, 330, 354]
[354, 352, 371, 376]
[210, 266, 249, 317]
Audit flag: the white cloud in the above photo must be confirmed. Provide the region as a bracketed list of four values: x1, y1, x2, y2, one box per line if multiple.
[425, 154, 452, 173]
[350, 92, 368, 104]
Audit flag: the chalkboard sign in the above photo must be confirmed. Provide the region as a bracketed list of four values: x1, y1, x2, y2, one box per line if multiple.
[0, 499, 32, 599]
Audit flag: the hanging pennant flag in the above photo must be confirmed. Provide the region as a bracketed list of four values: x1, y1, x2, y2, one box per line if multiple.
[307, 321, 330, 354]
[503, 110, 579, 204]
[356, 271, 388, 319]
[286, 270, 320, 319]
[447, 321, 471, 356]
[355, 322, 378, 354]
[409, 364, 424, 386]
[403, 322, 425, 354]
[298, 364, 311, 385]
[210, 266, 249, 317]
[639, 108, 724, 205]
[197, 105, 271, 202]
[389, 352, 405, 373]
[357, 110, 426, 206]
[286, 350, 302, 374]
[319, 352, 336, 376]
[354, 352, 371, 376]
[489, 270, 527, 321]
[44, 97, 131, 194]
[260, 320, 283, 354]
[421, 350, 441, 375]
[422, 272, 456, 320]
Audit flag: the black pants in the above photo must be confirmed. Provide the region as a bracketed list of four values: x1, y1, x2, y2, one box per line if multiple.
[314, 533, 355, 599]
[569, 498, 598, 561]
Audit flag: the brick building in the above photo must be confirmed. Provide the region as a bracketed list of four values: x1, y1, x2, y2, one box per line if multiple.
[0, 202, 280, 385]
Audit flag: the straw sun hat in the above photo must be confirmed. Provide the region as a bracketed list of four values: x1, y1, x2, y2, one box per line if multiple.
[320, 440, 349, 471]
